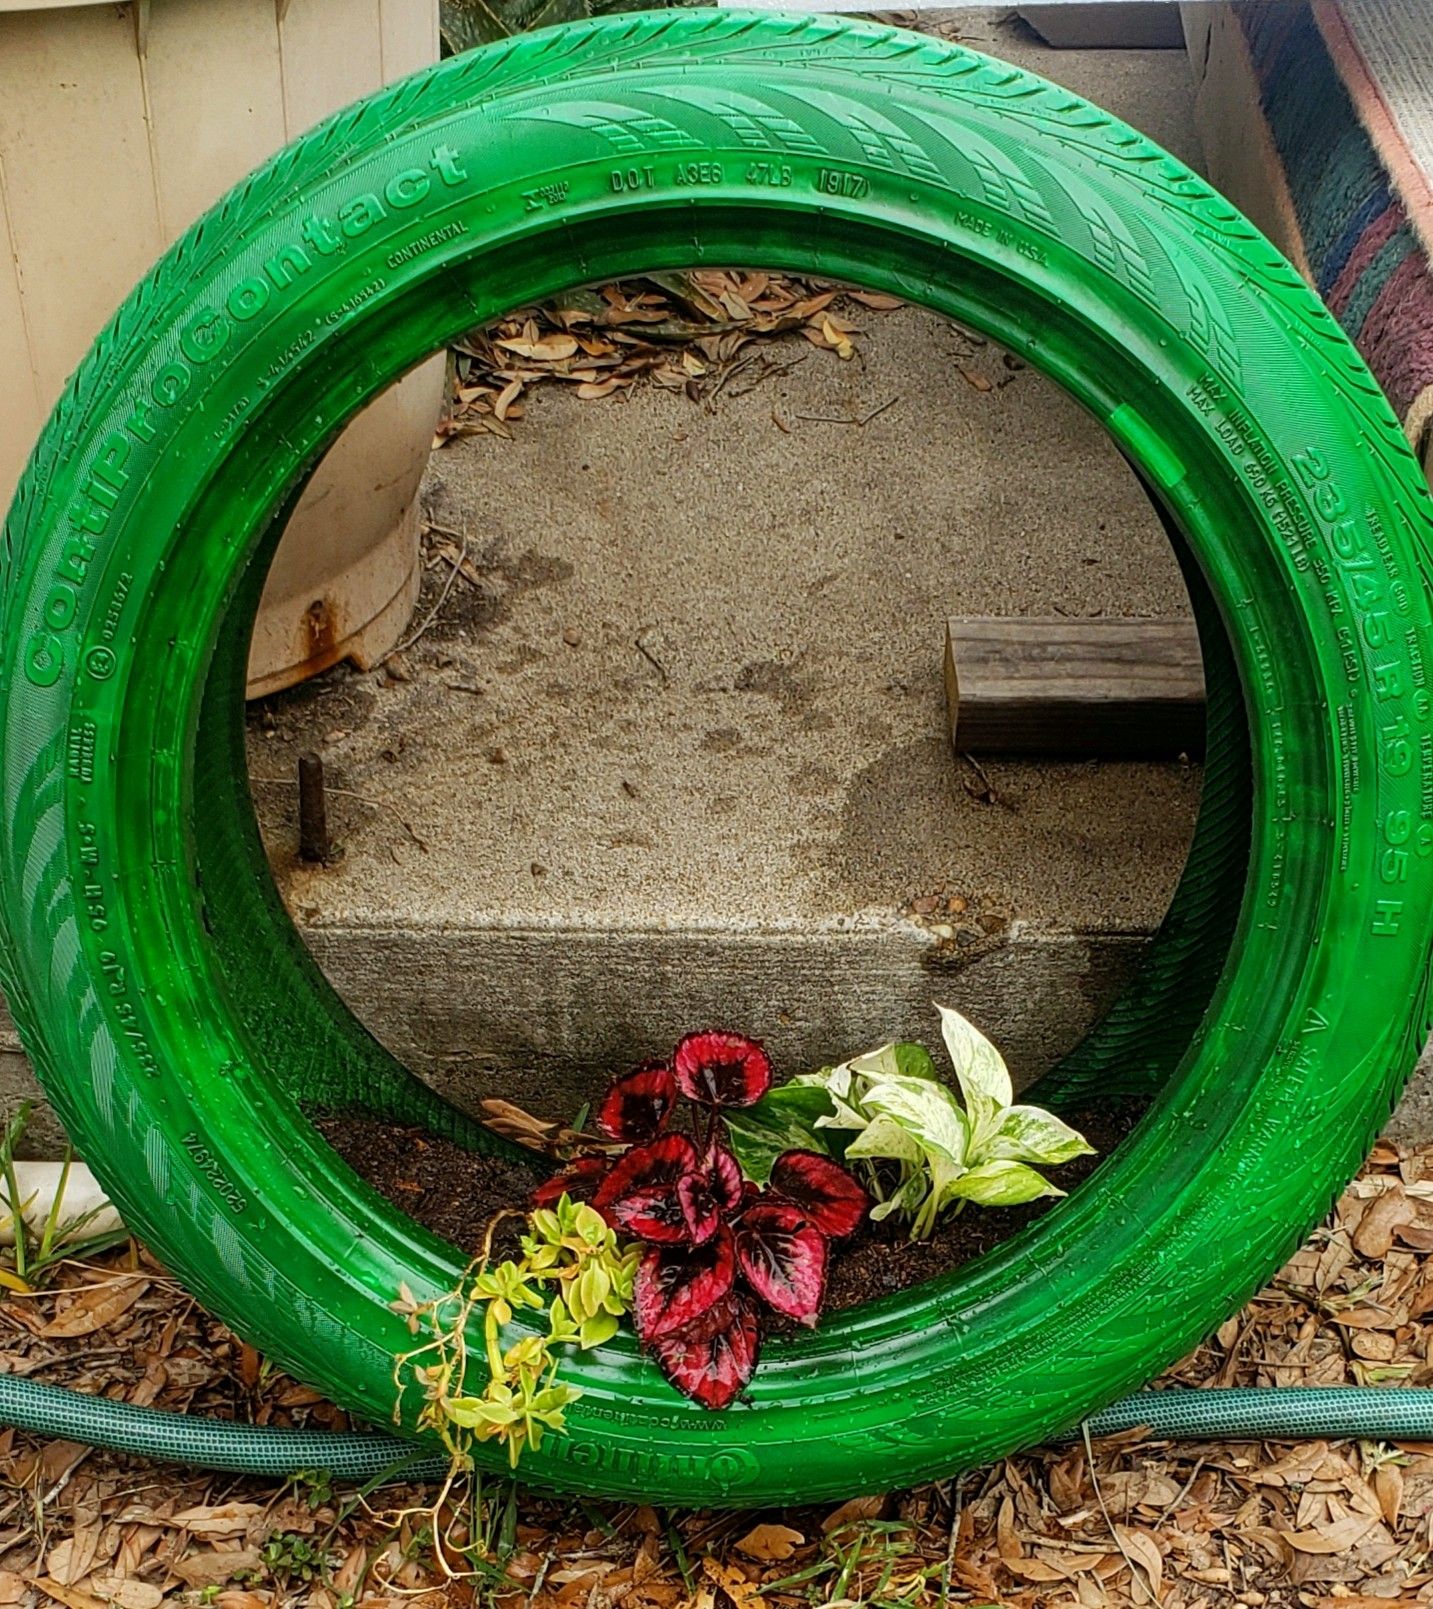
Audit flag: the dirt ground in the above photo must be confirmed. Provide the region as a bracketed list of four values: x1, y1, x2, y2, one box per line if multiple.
[3, 1141, 1433, 1609]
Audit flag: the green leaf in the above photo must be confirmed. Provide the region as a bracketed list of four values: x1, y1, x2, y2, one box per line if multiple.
[446, 1396, 520, 1430]
[891, 1042, 937, 1082]
[936, 1004, 1012, 1149]
[858, 1075, 968, 1166]
[942, 1160, 1061, 1208]
[533, 1383, 582, 1409]
[574, 1203, 608, 1246]
[723, 1084, 839, 1183]
[990, 1106, 1096, 1167]
[575, 1261, 610, 1322]
[844, 1114, 927, 1167]
[869, 1172, 927, 1222]
[547, 1295, 579, 1346]
[579, 1310, 619, 1349]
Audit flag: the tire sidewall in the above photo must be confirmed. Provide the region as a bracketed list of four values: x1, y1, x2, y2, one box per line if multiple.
[2, 14, 1431, 1501]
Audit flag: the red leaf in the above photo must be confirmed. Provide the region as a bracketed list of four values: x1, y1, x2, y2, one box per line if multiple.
[768, 1150, 868, 1239]
[594, 1133, 695, 1206]
[677, 1172, 721, 1246]
[703, 1143, 745, 1217]
[594, 1133, 696, 1245]
[597, 1062, 677, 1143]
[531, 1154, 608, 1210]
[737, 1203, 827, 1325]
[649, 1292, 761, 1409]
[634, 1227, 736, 1341]
[672, 1143, 744, 1243]
[608, 1187, 691, 1244]
[673, 1031, 772, 1109]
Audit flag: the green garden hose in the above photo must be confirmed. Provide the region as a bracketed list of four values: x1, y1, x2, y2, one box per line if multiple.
[4, 12, 1433, 1504]
[0, 1375, 448, 1482]
[1084, 1388, 1433, 1444]
[4, 1374, 1433, 1482]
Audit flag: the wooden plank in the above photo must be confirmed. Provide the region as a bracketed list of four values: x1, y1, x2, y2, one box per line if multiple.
[379, 0, 440, 82]
[945, 616, 1206, 758]
[0, 156, 43, 500]
[279, 0, 383, 138]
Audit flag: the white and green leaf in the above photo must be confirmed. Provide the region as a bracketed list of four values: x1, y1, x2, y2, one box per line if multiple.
[989, 1105, 1095, 1167]
[858, 1075, 968, 1166]
[942, 1160, 1062, 1208]
[844, 1114, 928, 1167]
[869, 1172, 928, 1222]
[936, 1004, 1011, 1149]
[782, 1006, 1093, 1240]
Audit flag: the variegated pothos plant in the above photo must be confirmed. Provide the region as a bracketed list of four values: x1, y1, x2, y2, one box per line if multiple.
[729, 1006, 1094, 1241]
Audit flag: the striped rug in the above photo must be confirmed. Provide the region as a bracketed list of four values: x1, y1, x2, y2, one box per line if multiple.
[1229, 2, 1433, 460]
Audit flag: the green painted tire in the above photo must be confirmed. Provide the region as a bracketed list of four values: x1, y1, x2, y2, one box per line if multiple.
[3, 12, 1432, 1505]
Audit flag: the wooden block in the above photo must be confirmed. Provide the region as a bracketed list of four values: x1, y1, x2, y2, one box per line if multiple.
[945, 617, 1206, 758]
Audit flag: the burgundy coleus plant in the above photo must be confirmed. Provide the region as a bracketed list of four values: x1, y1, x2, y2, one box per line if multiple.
[534, 1030, 868, 1409]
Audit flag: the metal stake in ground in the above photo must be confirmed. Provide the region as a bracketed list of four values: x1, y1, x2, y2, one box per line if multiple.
[297, 751, 333, 864]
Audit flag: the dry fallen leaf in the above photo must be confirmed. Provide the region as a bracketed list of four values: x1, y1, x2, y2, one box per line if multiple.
[88, 1576, 164, 1609]
[1354, 1185, 1415, 1257]
[1113, 1525, 1163, 1598]
[576, 378, 629, 401]
[493, 376, 523, 422]
[1374, 1462, 1404, 1526]
[170, 1549, 264, 1589]
[331, 1545, 367, 1597]
[733, 1523, 804, 1562]
[170, 1503, 265, 1538]
[46, 1524, 102, 1587]
[28, 1578, 107, 1609]
[1281, 1514, 1378, 1554]
[699, 1558, 761, 1609]
[40, 1277, 147, 1338]
[822, 1494, 887, 1533]
[496, 333, 579, 362]
[1095, 1469, 1181, 1510]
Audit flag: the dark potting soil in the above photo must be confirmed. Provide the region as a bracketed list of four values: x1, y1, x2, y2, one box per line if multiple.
[822, 1098, 1147, 1311]
[314, 1098, 1146, 1305]
[313, 1113, 543, 1261]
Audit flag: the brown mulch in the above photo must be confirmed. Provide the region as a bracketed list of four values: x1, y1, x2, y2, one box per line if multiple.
[3, 1140, 1433, 1606]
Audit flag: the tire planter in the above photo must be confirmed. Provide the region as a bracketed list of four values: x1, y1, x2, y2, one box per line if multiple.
[1, 12, 1432, 1506]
